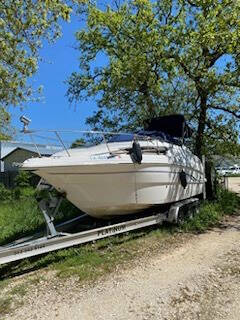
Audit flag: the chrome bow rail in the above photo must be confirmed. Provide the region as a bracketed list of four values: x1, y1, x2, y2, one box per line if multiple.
[19, 119, 170, 159]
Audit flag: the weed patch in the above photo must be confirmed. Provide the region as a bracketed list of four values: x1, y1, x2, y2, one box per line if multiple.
[10, 283, 27, 297]
[182, 189, 240, 232]
[0, 279, 9, 290]
[0, 281, 28, 318]
[0, 296, 12, 316]
[0, 194, 81, 246]
[0, 198, 44, 245]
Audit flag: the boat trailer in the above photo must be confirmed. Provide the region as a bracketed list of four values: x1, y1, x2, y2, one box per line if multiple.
[0, 196, 200, 266]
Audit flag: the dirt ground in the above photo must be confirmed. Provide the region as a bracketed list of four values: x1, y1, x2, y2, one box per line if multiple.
[3, 213, 240, 320]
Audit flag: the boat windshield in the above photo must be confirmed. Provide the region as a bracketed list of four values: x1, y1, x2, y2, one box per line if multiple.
[108, 134, 134, 142]
[108, 131, 180, 144]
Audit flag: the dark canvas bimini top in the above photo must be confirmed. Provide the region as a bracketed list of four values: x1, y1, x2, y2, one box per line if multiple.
[109, 114, 192, 144]
[144, 114, 193, 138]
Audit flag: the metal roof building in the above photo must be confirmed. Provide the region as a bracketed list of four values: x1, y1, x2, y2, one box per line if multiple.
[0, 140, 62, 172]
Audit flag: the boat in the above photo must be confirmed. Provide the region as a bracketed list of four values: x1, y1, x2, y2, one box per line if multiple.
[21, 115, 205, 218]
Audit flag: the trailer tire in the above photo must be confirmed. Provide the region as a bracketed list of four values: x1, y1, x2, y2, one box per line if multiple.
[177, 207, 186, 225]
[177, 202, 199, 225]
[188, 204, 199, 220]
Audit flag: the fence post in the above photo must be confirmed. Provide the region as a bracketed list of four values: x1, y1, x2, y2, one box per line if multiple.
[224, 176, 229, 190]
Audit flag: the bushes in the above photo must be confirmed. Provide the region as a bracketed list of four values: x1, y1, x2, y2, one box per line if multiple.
[0, 171, 35, 201]
[182, 203, 222, 232]
[217, 187, 240, 214]
[182, 188, 240, 232]
[0, 183, 12, 201]
[14, 171, 31, 189]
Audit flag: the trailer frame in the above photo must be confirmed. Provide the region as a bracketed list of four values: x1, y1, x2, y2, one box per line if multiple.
[0, 197, 200, 266]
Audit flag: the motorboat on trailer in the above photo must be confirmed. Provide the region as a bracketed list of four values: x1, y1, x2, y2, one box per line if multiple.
[21, 115, 205, 219]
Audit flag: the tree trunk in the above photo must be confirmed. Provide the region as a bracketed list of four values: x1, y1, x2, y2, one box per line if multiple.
[140, 81, 156, 119]
[195, 95, 207, 158]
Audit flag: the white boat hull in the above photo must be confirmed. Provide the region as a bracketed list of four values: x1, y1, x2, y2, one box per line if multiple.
[22, 141, 204, 218]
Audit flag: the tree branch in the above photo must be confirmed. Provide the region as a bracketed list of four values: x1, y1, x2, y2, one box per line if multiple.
[208, 105, 240, 119]
[186, 1, 199, 7]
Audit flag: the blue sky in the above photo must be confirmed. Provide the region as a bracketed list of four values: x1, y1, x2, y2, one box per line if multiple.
[11, 15, 97, 136]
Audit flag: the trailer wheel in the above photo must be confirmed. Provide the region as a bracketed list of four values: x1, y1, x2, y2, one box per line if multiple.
[188, 204, 199, 220]
[193, 205, 200, 217]
[177, 207, 186, 225]
[177, 203, 199, 225]
[187, 207, 194, 220]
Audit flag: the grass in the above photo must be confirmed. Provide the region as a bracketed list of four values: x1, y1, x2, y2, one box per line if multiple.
[51, 230, 165, 279]
[0, 279, 9, 290]
[181, 188, 240, 232]
[0, 277, 28, 317]
[0, 224, 175, 281]
[0, 282, 28, 317]
[0, 198, 44, 245]
[10, 283, 28, 297]
[0, 189, 81, 246]
[0, 296, 12, 316]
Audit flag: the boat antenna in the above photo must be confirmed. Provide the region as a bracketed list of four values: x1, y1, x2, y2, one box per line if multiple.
[20, 116, 42, 157]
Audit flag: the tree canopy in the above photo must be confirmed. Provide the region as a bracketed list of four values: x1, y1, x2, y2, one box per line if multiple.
[0, 107, 11, 140]
[71, 138, 85, 148]
[67, 0, 240, 157]
[0, 0, 84, 138]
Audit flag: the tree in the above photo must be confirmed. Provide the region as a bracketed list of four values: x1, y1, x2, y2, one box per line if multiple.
[0, 0, 85, 138]
[67, 0, 240, 157]
[0, 108, 11, 140]
[71, 138, 85, 148]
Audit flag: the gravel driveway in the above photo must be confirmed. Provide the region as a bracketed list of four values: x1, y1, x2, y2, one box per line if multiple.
[4, 214, 240, 320]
